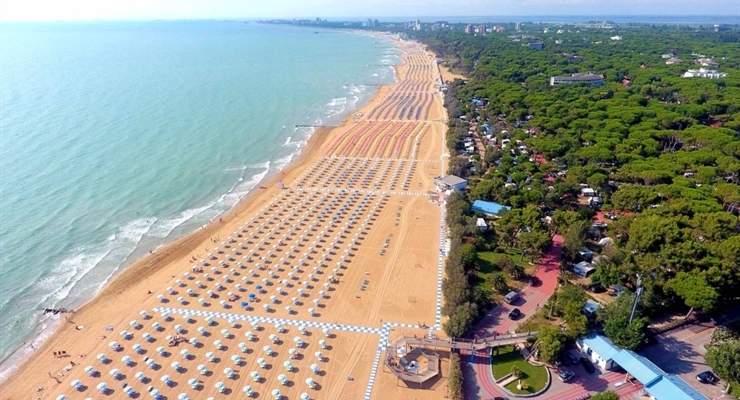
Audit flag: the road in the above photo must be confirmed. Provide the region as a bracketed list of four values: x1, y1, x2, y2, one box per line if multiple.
[641, 322, 724, 400]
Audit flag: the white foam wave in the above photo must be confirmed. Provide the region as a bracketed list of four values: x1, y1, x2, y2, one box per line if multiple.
[282, 137, 292, 146]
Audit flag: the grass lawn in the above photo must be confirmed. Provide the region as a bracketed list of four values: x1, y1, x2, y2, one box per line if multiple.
[472, 249, 531, 296]
[491, 345, 548, 395]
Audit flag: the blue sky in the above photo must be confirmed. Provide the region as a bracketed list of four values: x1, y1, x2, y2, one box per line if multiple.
[0, 0, 738, 21]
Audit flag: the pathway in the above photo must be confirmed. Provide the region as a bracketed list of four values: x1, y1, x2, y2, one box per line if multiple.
[466, 235, 563, 399]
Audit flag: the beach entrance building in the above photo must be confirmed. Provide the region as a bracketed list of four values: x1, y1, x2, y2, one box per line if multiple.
[577, 334, 708, 400]
[434, 175, 468, 191]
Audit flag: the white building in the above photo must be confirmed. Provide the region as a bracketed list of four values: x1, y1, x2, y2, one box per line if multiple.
[434, 175, 468, 191]
[682, 68, 728, 79]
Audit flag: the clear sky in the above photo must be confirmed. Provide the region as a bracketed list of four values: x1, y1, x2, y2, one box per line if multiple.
[0, 0, 738, 22]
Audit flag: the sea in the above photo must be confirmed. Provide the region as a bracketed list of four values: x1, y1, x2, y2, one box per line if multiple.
[0, 21, 401, 377]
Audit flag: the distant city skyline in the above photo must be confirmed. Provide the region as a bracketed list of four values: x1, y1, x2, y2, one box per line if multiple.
[0, 0, 738, 22]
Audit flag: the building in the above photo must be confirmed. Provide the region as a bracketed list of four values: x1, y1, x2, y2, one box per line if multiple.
[661, 53, 676, 59]
[529, 42, 544, 50]
[665, 57, 683, 65]
[577, 334, 709, 400]
[434, 175, 467, 191]
[471, 200, 511, 217]
[476, 218, 488, 232]
[682, 68, 728, 79]
[610, 35, 622, 41]
[694, 58, 720, 68]
[464, 24, 474, 34]
[550, 73, 604, 87]
[476, 24, 486, 34]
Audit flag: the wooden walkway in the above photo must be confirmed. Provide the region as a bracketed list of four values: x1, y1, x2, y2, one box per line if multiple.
[397, 331, 538, 351]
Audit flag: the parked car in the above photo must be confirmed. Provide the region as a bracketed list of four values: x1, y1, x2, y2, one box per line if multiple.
[558, 370, 575, 382]
[508, 308, 521, 319]
[504, 291, 520, 304]
[565, 353, 580, 365]
[580, 357, 596, 373]
[696, 371, 717, 384]
[590, 284, 606, 293]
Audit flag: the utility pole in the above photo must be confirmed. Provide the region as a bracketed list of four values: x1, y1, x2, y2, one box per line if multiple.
[629, 274, 643, 324]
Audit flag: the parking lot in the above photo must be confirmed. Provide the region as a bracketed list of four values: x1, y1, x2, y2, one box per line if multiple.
[641, 322, 725, 400]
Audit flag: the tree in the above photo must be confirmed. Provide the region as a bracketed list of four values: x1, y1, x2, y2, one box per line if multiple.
[603, 316, 650, 350]
[443, 301, 478, 337]
[449, 353, 464, 400]
[487, 272, 509, 292]
[590, 392, 620, 400]
[705, 340, 740, 389]
[510, 365, 522, 378]
[664, 272, 719, 317]
[538, 325, 567, 365]
[507, 263, 526, 279]
[460, 243, 478, 270]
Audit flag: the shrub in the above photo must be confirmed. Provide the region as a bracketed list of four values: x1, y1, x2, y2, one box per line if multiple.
[449, 352, 464, 400]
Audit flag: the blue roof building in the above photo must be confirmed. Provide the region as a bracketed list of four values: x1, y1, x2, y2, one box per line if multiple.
[577, 334, 708, 400]
[471, 200, 510, 217]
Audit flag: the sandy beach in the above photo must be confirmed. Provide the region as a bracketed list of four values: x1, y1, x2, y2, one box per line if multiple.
[1, 36, 451, 400]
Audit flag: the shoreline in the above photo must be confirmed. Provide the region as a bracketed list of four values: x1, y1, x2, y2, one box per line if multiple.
[0, 30, 404, 384]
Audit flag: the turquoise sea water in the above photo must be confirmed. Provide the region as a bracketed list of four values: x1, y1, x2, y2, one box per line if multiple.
[0, 21, 400, 375]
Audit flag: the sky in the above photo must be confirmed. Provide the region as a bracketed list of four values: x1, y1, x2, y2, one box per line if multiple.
[0, 0, 738, 22]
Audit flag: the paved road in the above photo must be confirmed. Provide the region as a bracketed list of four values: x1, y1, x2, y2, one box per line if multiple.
[642, 322, 724, 400]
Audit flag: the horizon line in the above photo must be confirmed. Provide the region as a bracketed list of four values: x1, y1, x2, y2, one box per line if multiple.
[2, 14, 739, 24]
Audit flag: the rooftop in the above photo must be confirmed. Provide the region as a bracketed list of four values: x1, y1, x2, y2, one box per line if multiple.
[471, 200, 511, 215]
[436, 175, 467, 186]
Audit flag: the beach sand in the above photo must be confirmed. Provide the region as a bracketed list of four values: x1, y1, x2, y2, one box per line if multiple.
[1, 37, 451, 400]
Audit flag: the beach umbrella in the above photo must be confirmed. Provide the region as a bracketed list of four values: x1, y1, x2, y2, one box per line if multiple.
[310, 364, 319, 374]
[245, 331, 254, 340]
[156, 346, 166, 356]
[122, 355, 133, 365]
[251, 321, 260, 329]
[178, 393, 189, 400]
[278, 374, 288, 385]
[171, 361, 181, 371]
[161, 375, 171, 384]
[56, 396, 67, 400]
[257, 358, 267, 368]
[315, 351, 323, 361]
[293, 337, 303, 346]
[263, 345, 273, 355]
[188, 378, 198, 389]
[197, 364, 207, 374]
[306, 377, 315, 388]
[224, 367, 233, 378]
[215, 382, 226, 392]
[150, 389, 160, 398]
[319, 339, 327, 349]
[96, 382, 108, 392]
[135, 371, 146, 381]
[272, 389, 281, 399]
[180, 349, 190, 358]
[301, 393, 311, 400]
[250, 371, 260, 381]
[288, 348, 297, 356]
[238, 342, 248, 352]
[70, 379, 81, 389]
[231, 355, 241, 364]
[308, 307, 315, 316]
